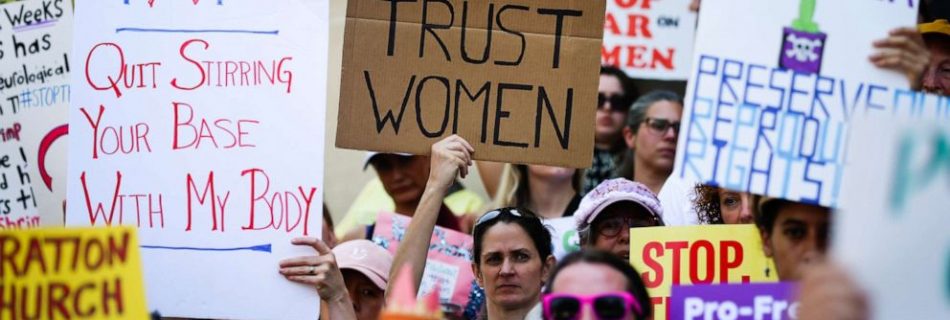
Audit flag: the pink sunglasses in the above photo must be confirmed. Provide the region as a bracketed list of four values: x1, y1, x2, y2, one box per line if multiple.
[542, 291, 642, 320]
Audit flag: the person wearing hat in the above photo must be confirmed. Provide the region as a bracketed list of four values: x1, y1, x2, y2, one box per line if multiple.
[754, 197, 830, 281]
[918, 19, 950, 95]
[574, 178, 665, 260]
[335, 152, 485, 241]
[280, 238, 394, 320]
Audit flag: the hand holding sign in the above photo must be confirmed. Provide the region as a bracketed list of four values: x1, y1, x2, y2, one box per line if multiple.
[870, 27, 929, 90]
[279, 237, 348, 302]
[427, 135, 474, 187]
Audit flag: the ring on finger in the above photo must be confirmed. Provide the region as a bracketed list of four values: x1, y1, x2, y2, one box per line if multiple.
[309, 265, 316, 275]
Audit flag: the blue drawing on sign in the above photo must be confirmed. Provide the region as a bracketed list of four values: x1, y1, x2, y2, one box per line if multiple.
[141, 243, 272, 253]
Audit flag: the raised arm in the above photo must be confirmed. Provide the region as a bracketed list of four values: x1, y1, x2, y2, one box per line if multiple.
[385, 135, 474, 300]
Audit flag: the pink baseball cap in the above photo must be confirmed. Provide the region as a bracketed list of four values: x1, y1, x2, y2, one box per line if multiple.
[574, 178, 664, 231]
[334, 239, 393, 290]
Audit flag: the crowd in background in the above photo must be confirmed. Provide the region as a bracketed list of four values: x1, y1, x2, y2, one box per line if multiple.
[276, 1, 948, 319]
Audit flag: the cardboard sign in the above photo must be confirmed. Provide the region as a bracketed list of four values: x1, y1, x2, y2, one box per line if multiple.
[602, 0, 696, 80]
[673, 0, 927, 207]
[542, 216, 580, 260]
[670, 283, 798, 320]
[834, 118, 950, 319]
[65, 1, 328, 319]
[372, 212, 475, 310]
[336, 0, 606, 168]
[630, 225, 778, 320]
[0, 226, 148, 319]
[0, 0, 73, 226]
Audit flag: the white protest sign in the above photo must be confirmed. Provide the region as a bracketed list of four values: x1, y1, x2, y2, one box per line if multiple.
[602, 0, 696, 80]
[673, 0, 933, 207]
[835, 117, 950, 319]
[543, 216, 580, 260]
[0, 0, 73, 227]
[66, 1, 328, 319]
[0, 138, 39, 228]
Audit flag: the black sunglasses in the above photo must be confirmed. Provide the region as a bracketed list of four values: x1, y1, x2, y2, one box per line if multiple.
[597, 93, 629, 112]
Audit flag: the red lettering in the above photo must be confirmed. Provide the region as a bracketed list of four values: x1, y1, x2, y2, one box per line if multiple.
[102, 278, 124, 315]
[641, 241, 664, 288]
[0, 235, 20, 278]
[22, 238, 47, 275]
[108, 231, 131, 265]
[242, 168, 269, 231]
[80, 171, 123, 226]
[74, 282, 96, 317]
[46, 282, 70, 319]
[615, 0, 653, 9]
[689, 240, 715, 284]
[84, 238, 105, 271]
[171, 39, 209, 90]
[173, 102, 258, 150]
[651, 48, 675, 70]
[626, 45, 649, 68]
[627, 14, 652, 38]
[81, 105, 105, 159]
[186, 172, 221, 231]
[665, 241, 688, 285]
[602, 45, 621, 67]
[720, 240, 743, 282]
[604, 12, 620, 35]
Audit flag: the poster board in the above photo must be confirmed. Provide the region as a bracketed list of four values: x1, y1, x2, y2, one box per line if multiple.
[336, 0, 606, 168]
[0, 226, 148, 319]
[602, 0, 696, 80]
[0, 0, 73, 226]
[834, 118, 950, 319]
[372, 211, 475, 310]
[65, 1, 328, 319]
[629, 225, 777, 319]
[673, 0, 924, 207]
[670, 282, 798, 320]
[542, 216, 580, 260]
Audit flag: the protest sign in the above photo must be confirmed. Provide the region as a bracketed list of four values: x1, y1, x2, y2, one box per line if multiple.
[542, 216, 580, 260]
[834, 118, 950, 319]
[670, 282, 798, 320]
[0, 226, 148, 319]
[65, 1, 328, 319]
[0, 133, 39, 229]
[602, 0, 696, 80]
[630, 225, 778, 319]
[673, 0, 934, 207]
[0, 0, 73, 226]
[372, 211, 475, 311]
[336, 0, 606, 168]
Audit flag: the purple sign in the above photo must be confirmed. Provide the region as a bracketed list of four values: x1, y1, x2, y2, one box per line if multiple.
[670, 282, 799, 320]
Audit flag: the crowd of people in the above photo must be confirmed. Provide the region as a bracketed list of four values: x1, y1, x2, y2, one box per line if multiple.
[279, 1, 945, 319]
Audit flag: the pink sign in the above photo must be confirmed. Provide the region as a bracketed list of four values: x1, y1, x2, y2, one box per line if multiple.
[372, 211, 475, 312]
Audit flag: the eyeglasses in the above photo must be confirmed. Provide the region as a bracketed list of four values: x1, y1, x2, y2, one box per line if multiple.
[643, 117, 680, 135]
[542, 292, 642, 320]
[474, 208, 524, 227]
[598, 93, 630, 112]
[595, 215, 659, 238]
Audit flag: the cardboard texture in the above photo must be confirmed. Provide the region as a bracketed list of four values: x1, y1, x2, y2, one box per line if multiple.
[337, 0, 606, 168]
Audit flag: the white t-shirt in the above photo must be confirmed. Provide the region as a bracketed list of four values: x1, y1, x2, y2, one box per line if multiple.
[658, 173, 700, 226]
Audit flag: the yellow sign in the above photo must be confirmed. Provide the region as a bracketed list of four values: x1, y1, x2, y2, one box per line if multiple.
[629, 225, 778, 319]
[0, 226, 148, 319]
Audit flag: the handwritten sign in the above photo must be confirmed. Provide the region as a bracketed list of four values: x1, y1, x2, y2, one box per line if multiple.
[0, 133, 39, 228]
[835, 117, 950, 319]
[673, 0, 933, 207]
[372, 212, 475, 310]
[670, 283, 798, 320]
[602, 0, 696, 80]
[336, 0, 606, 168]
[0, 0, 73, 226]
[630, 225, 778, 320]
[0, 226, 148, 319]
[65, 1, 328, 319]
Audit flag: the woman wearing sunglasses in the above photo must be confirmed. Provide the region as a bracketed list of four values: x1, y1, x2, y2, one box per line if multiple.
[543, 250, 652, 320]
[387, 135, 554, 320]
[575, 178, 664, 261]
[585, 66, 640, 195]
[616, 90, 683, 196]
